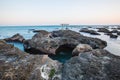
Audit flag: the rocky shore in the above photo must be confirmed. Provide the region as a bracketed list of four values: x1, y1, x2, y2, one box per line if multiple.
[0, 29, 120, 80]
[0, 40, 62, 80]
[97, 27, 120, 38]
[24, 30, 107, 55]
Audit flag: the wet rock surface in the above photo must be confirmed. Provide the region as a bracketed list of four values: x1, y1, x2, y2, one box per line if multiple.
[4, 33, 25, 42]
[24, 30, 107, 55]
[0, 40, 62, 80]
[63, 49, 120, 80]
[1, 29, 120, 80]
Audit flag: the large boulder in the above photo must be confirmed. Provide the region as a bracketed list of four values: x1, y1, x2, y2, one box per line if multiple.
[24, 30, 107, 55]
[0, 40, 62, 80]
[62, 49, 120, 80]
[24, 37, 79, 55]
[4, 33, 25, 42]
[72, 44, 93, 56]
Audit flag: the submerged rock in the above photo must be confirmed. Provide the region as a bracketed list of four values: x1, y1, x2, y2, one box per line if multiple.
[80, 28, 100, 35]
[63, 49, 120, 80]
[72, 44, 93, 56]
[0, 40, 62, 80]
[4, 33, 25, 42]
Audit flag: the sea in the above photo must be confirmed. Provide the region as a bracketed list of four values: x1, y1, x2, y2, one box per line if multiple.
[0, 25, 120, 58]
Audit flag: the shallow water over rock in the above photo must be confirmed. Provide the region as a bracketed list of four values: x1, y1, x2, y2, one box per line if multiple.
[7, 42, 24, 51]
[6, 42, 73, 63]
[48, 50, 72, 63]
[48, 45, 74, 63]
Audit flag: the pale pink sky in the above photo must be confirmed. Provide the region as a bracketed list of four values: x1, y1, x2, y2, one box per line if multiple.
[0, 0, 120, 25]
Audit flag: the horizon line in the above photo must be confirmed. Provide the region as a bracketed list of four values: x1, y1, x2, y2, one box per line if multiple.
[0, 24, 120, 26]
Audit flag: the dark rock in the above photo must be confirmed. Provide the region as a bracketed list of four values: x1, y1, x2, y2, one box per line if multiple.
[62, 49, 120, 80]
[111, 28, 117, 29]
[110, 34, 118, 38]
[88, 26, 92, 28]
[110, 30, 118, 33]
[97, 28, 110, 33]
[0, 40, 62, 80]
[28, 29, 35, 31]
[80, 28, 100, 35]
[33, 30, 50, 34]
[24, 37, 79, 55]
[51, 30, 107, 49]
[117, 27, 120, 30]
[103, 26, 110, 28]
[104, 32, 112, 35]
[24, 30, 107, 55]
[4, 33, 25, 42]
[51, 30, 81, 38]
[116, 26, 120, 30]
[117, 32, 120, 35]
[1, 39, 120, 80]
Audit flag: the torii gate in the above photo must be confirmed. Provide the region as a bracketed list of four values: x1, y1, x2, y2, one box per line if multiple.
[61, 24, 69, 30]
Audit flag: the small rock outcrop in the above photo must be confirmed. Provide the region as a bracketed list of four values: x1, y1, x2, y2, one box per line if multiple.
[80, 28, 100, 35]
[110, 34, 118, 38]
[97, 28, 110, 33]
[72, 44, 93, 56]
[117, 32, 120, 35]
[4, 33, 25, 42]
[117, 26, 120, 30]
[63, 49, 120, 80]
[110, 29, 118, 33]
[104, 32, 112, 35]
[33, 30, 50, 34]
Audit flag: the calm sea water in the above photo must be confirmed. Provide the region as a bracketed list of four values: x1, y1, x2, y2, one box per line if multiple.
[0, 26, 120, 57]
[0, 26, 61, 39]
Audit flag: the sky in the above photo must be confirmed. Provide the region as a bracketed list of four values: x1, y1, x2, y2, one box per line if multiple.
[0, 0, 120, 25]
